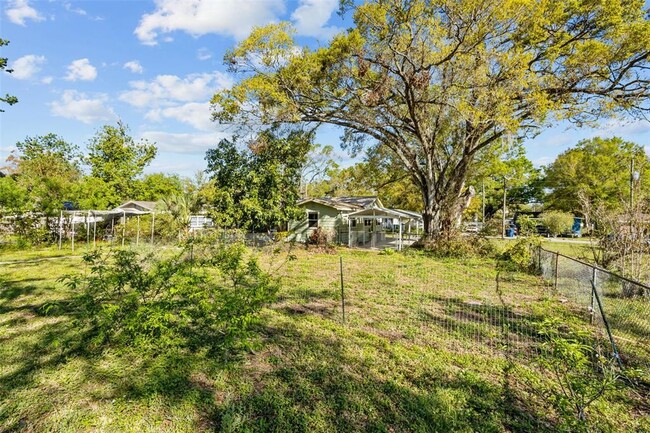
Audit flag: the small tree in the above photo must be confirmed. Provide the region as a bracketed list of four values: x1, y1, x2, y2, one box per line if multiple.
[516, 215, 539, 237]
[541, 211, 574, 237]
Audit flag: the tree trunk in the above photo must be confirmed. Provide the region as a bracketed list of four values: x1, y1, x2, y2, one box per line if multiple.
[420, 166, 474, 241]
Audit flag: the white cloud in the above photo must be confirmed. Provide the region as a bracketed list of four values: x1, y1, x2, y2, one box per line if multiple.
[9, 54, 46, 80]
[146, 102, 214, 131]
[41, 76, 53, 84]
[291, 0, 341, 39]
[49, 90, 116, 124]
[63, 2, 87, 16]
[197, 47, 212, 61]
[119, 71, 233, 108]
[5, 0, 44, 26]
[602, 119, 650, 136]
[140, 131, 231, 153]
[134, 0, 285, 45]
[64, 58, 97, 81]
[123, 60, 144, 74]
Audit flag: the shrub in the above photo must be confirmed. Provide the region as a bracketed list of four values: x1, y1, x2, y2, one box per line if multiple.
[516, 214, 539, 237]
[540, 211, 574, 237]
[497, 237, 541, 272]
[63, 239, 279, 351]
[423, 235, 497, 259]
[536, 319, 618, 431]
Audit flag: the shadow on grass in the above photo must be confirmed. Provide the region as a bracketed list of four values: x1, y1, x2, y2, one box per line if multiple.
[205, 320, 559, 433]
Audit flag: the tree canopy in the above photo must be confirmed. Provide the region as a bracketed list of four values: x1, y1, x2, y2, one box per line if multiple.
[212, 0, 650, 238]
[205, 129, 312, 231]
[85, 122, 157, 207]
[544, 136, 650, 213]
[8, 134, 81, 216]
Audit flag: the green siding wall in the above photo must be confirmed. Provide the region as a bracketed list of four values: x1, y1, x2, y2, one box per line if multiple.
[289, 203, 344, 243]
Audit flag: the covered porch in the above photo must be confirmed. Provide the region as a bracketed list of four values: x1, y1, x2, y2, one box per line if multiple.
[345, 206, 423, 251]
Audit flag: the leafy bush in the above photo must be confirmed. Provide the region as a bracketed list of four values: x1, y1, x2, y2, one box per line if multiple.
[423, 235, 497, 259]
[497, 237, 541, 272]
[516, 214, 539, 236]
[64, 239, 279, 351]
[540, 211, 574, 237]
[536, 319, 619, 431]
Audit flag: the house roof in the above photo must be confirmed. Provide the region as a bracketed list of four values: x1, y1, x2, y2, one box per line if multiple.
[349, 206, 423, 221]
[115, 200, 158, 212]
[298, 196, 381, 211]
[298, 198, 359, 211]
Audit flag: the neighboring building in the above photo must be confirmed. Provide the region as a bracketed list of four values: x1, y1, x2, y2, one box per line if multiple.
[189, 214, 214, 232]
[289, 196, 422, 249]
[115, 200, 158, 213]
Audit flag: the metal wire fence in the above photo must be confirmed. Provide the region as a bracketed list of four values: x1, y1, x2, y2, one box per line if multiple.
[271, 247, 649, 379]
[274, 251, 557, 364]
[537, 247, 650, 371]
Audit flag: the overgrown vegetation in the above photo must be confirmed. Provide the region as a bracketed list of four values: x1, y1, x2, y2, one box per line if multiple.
[1, 245, 648, 432]
[62, 238, 278, 352]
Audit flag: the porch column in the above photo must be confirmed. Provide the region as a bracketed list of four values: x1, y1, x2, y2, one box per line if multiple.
[348, 216, 352, 248]
[399, 217, 403, 251]
[372, 208, 376, 249]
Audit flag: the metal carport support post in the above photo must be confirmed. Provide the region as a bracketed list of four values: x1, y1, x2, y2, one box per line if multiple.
[151, 212, 155, 244]
[58, 210, 63, 250]
[136, 215, 140, 246]
[71, 211, 76, 252]
[121, 210, 126, 247]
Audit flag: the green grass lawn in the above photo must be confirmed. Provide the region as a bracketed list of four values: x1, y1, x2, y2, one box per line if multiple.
[1, 245, 648, 432]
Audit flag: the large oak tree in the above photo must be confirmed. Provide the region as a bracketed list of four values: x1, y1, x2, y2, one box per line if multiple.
[211, 0, 650, 239]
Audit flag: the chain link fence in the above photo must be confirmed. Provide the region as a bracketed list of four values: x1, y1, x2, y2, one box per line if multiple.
[537, 247, 650, 371]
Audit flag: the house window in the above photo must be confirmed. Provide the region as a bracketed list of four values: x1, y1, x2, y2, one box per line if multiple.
[364, 218, 372, 227]
[308, 212, 319, 228]
[351, 218, 357, 228]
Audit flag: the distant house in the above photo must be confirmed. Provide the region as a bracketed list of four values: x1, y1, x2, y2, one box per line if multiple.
[115, 200, 158, 213]
[289, 196, 422, 249]
[114, 200, 213, 231]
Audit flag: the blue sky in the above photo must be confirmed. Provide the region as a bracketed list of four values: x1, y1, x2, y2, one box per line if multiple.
[1, 0, 649, 178]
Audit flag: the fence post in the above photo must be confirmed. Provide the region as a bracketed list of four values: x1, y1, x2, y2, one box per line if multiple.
[590, 280, 622, 368]
[340, 256, 346, 324]
[590, 267, 596, 325]
[554, 251, 559, 291]
[537, 245, 542, 273]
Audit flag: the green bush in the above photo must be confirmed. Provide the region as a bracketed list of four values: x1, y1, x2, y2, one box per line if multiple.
[497, 237, 540, 272]
[536, 319, 618, 431]
[516, 214, 539, 236]
[423, 235, 497, 259]
[64, 239, 279, 351]
[540, 211, 574, 237]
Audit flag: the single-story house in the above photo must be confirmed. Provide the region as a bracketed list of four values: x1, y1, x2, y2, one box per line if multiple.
[289, 196, 422, 249]
[116, 200, 158, 213]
